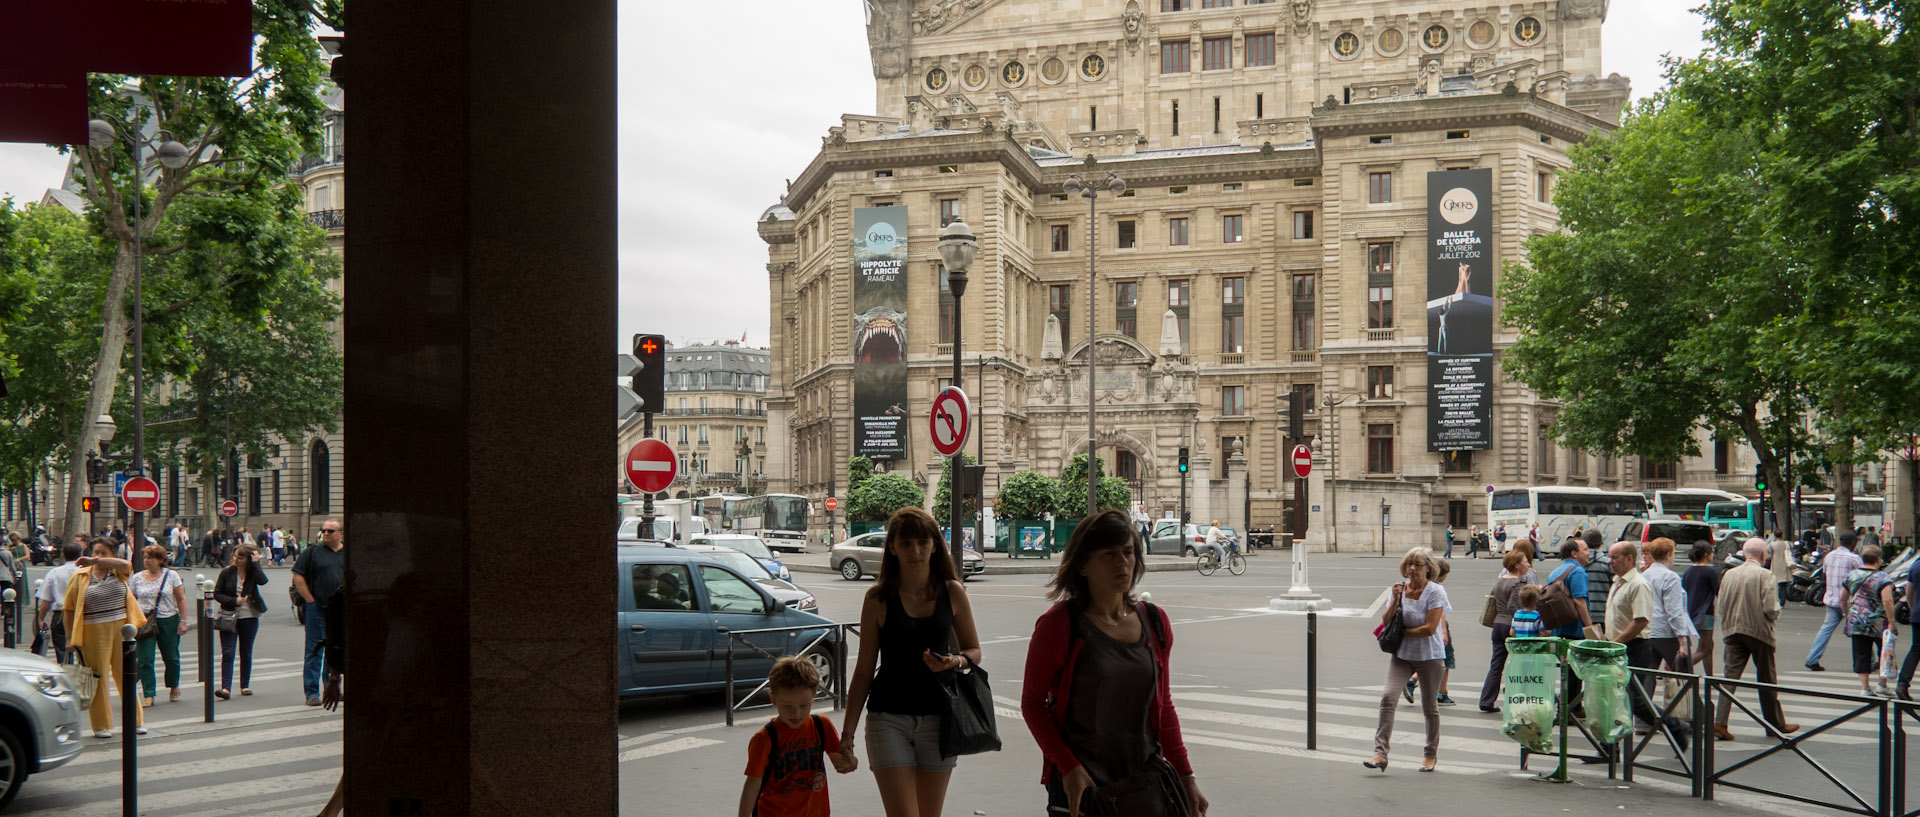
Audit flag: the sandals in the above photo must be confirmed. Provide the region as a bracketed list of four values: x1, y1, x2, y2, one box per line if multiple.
[1419, 759, 1438, 773]
[215, 688, 231, 701]
[1363, 755, 1388, 772]
[141, 697, 154, 707]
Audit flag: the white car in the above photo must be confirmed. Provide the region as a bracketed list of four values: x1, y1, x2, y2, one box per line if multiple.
[829, 531, 985, 580]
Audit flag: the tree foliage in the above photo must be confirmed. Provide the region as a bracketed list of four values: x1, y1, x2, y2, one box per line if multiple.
[1056, 453, 1129, 518]
[932, 452, 977, 527]
[846, 456, 873, 495]
[994, 470, 1060, 520]
[848, 472, 923, 523]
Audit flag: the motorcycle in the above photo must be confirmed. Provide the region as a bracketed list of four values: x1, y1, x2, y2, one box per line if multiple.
[1787, 553, 1822, 604]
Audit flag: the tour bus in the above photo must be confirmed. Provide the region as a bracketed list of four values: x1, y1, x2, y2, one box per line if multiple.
[1704, 495, 1886, 537]
[755, 493, 811, 552]
[696, 494, 761, 535]
[1645, 488, 1746, 521]
[1487, 486, 1651, 552]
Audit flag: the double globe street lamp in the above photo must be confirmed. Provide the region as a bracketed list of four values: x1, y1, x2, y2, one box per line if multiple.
[87, 115, 190, 543]
[937, 219, 978, 572]
[1063, 167, 1125, 516]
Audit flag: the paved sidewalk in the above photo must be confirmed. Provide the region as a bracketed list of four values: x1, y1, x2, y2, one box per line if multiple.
[779, 542, 1277, 575]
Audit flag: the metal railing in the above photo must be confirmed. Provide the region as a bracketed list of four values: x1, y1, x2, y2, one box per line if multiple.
[292, 145, 345, 175]
[307, 208, 345, 230]
[722, 621, 856, 726]
[659, 407, 766, 417]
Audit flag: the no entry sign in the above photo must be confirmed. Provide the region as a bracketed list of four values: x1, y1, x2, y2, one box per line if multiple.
[220, 500, 238, 517]
[625, 439, 678, 494]
[824, 497, 839, 512]
[929, 387, 970, 457]
[1291, 445, 1313, 479]
[120, 476, 159, 513]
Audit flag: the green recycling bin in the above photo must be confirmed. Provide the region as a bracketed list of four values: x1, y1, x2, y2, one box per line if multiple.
[1568, 639, 1633, 744]
[1501, 637, 1561, 753]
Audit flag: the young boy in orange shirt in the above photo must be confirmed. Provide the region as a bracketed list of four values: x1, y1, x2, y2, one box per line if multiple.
[740, 656, 856, 817]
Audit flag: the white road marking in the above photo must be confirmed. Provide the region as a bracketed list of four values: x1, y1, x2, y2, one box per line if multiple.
[618, 736, 723, 762]
[21, 769, 341, 816]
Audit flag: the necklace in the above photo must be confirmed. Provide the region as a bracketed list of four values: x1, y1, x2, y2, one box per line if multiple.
[1087, 604, 1132, 628]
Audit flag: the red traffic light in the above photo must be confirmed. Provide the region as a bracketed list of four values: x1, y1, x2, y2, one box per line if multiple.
[80, 497, 98, 512]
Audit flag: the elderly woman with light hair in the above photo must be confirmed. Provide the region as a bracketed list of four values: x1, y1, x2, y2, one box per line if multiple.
[1367, 547, 1452, 773]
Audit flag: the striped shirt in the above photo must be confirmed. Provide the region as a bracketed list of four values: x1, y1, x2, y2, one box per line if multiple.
[83, 574, 128, 623]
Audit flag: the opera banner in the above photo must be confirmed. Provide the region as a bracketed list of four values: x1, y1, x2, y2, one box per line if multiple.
[853, 206, 909, 461]
[1426, 169, 1494, 452]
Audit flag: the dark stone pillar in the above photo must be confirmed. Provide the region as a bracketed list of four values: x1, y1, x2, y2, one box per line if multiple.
[345, 0, 617, 814]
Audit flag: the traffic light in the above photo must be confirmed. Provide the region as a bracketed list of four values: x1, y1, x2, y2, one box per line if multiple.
[1754, 465, 1767, 492]
[1287, 386, 1305, 440]
[1178, 447, 1190, 474]
[631, 333, 667, 414]
[80, 497, 98, 513]
[85, 455, 105, 485]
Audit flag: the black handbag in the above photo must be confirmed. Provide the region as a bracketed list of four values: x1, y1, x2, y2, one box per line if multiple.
[1377, 595, 1406, 654]
[936, 656, 1002, 757]
[1081, 755, 1192, 817]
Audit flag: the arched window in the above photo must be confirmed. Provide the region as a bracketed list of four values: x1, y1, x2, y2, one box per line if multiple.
[310, 439, 332, 514]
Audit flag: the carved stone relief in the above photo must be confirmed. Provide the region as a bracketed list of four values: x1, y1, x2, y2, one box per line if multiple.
[865, 0, 909, 78]
[1560, 0, 1608, 21]
[1123, 1, 1143, 53]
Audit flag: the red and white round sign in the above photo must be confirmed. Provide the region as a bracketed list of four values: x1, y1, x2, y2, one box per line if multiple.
[929, 387, 971, 457]
[824, 497, 839, 512]
[1291, 445, 1313, 479]
[220, 500, 239, 517]
[624, 439, 679, 494]
[120, 476, 160, 513]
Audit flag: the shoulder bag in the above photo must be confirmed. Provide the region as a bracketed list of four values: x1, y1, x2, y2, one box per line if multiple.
[937, 593, 1001, 758]
[1479, 592, 1499, 628]
[1376, 590, 1406, 653]
[1535, 566, 1585, 631]
[1079, 602, 1194, 817]
[134, 572, 168, 641]
[63, 650, 98, 709]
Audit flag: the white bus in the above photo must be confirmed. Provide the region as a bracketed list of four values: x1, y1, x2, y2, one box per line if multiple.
[615, 496, 705, 543]
[1487, 486, 1651, 552]
[755, 493, 810, 552]
[697, 494, 763, 535]
[1645, 488, 1746, 521]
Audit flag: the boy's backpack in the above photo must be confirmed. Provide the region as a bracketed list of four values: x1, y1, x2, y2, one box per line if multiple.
[756, 715, 827, 812]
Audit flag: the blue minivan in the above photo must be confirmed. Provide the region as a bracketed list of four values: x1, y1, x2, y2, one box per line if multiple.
[619, 545, 836, 698]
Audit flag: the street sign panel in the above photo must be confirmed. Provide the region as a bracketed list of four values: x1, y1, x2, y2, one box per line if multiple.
[220, 500, 238, 517]
[824, 497, 839, 512]
[114, 471, 130, 497]
[624, 439, 678, 494]
[1291, 445, 1313, 478]
[929, 387, 971, 457]
[120, 476, 159, 513]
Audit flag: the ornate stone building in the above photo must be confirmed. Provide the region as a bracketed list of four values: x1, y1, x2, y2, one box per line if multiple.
[616, 342, 771, 497]
[763, 0, 1652, 550]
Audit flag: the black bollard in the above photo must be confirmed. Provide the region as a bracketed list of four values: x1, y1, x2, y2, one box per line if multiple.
[198, 578, 214, 723]
[120, 623, 138, 817]
[2, 588, 14, 650]
[1306, 610, 1318, 751]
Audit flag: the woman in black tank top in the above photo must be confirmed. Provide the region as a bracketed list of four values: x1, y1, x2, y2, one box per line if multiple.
[837, 507, 983, 817]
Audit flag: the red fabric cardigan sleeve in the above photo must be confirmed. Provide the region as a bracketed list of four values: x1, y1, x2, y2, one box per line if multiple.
[1020, 604, 1079, 781]
[1149, 604, 1193, 776]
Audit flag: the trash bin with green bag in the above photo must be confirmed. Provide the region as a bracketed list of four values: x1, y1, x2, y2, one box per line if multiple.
[1567, 639, 1632, 744]
[1500, 637, 1560, 753]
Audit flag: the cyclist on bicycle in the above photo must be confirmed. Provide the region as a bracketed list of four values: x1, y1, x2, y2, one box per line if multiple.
[1204, 520, 1230, 567]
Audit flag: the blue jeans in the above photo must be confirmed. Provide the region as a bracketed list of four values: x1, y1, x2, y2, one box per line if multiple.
[1806, 605, 1844, 667]
[302, 602, 326, 697]
[1899, 621, 1920, 689]
[1444, 538, 1454, 558]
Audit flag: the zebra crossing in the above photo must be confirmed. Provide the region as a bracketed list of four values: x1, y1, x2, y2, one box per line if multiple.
[15, 653, 343, 816]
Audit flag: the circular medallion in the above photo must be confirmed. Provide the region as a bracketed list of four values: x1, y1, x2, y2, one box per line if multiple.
[1333, 31, 1359, 58]
[1422, 25, 1450, 51]
[1376, 28, 1404, 55]
[926, 67, 948, 92]
[963, 64, 987, 89]
[1513, 17, 1543, 45]
[1041, 57, 1066, 83]
[1081, 53, 1106, 79]
[1002, 61, 1026, 86]
[1468, 20, 1496, 48]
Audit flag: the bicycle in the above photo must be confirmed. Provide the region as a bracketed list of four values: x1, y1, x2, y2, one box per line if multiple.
[1196, 541, 1246, 576]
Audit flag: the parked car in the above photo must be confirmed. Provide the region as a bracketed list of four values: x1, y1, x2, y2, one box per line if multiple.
[690, 534, 789, 581]
[829, 531, 986, 580]
[0, 648, 87, 810]
[1148, 521, 1212, 556]
[680, 544, 818, 613]
[619, 547, 835, 698]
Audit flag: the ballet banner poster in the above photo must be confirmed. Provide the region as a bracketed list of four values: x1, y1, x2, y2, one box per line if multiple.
[1426, 168, 1494, 452]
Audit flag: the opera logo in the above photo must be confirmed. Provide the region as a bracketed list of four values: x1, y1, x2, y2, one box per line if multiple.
[1438, 187, 1479, 225]
[865, 221, 900, 254]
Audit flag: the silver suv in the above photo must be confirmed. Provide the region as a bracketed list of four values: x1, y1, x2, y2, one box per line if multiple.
[0, 648, 86, 810]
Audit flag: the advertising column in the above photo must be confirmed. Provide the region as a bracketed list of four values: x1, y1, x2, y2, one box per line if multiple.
[852, 206, 909, 461]
[1426, 169, 1494, 452]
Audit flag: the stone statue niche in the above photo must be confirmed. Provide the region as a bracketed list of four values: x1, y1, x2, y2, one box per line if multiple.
[866, 0, 909, 79]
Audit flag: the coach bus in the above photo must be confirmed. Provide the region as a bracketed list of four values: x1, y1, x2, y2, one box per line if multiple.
[1646, 488, 1746, 521]
[1487, 486, 1651, 552]
[755, 493, 810, 552]
[696, 494, 761, 535]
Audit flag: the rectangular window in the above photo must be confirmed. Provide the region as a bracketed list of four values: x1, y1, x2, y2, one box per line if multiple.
[1368, 284, 1394, 329]
[273, 471, 282, 513]
[938, 265, 955, 344]
[247, 477, 262, 516]
[1201, 0, 1231, 7]
[1245, 33, 1275, 67]
[1116, 281, 1139, 307]
[1161, 40, 1191, 74]
[1172, 99, 1181, 135]
[678, 425, 688, 444]
[1168, 280, 1191, 307]
[1169, 217, 1190, 245]
[1368, 171, 1393, 204]
[1367, 241, 1394, 277]
[1569, 448, 1587, 478]
[1293, 210, 1315, 239]
[1713, 439, 1732, 474]
[699, 425, 709, 444]
[1368, 424, 1395, 474]
[1117, 219, 1136, 248]
[1538, 426, 1556, 474]
[1291, 273, 1315, 299]
[1292, 310, 1315, 350]
[1202, 37, 1231, 71]
[940, 198, 960, 226]
[1221, 276, 1244, 304]
[1221, 314, 1244, 353]
[1367, 365, 1394, 400]
[1221, 213, 1243, 243]
[1213, 97, 1221, 133]
[1222, 385, 1246, 415]
[1160, 0, 1189, 9]
[1442, 451, 1474, 474]
[1050, 223, 1071, 252]
[1117, 313, 1138, 338]
[1537, 171, 1552, 203]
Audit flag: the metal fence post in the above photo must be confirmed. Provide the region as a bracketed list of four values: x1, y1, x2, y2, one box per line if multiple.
[1877, 702, 1891, 817]
[121, 623, 138, 817]
[724, 639, 736, 727]
[1701, 677, 1715, 801]
[1691, 676, 1705, 799]
[198, 576, 214, 723]
[1306, 610, 1317, 751]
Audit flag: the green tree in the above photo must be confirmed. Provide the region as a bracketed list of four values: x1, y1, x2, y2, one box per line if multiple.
[846, 456, 874, 494]
[55, 1, 341, 535]
[1096, 476, 1132, 515]
[993, 470, 1060, 520]
[931, 452, 977, 527]
[1056, 452, 1128, 518]
[1500, 95, 1808, 536]
[848, 472, 923, 522]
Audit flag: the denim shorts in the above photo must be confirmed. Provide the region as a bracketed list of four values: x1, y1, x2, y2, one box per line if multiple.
[1696, 614, 1715, 631]
[864, 711, 956, 772]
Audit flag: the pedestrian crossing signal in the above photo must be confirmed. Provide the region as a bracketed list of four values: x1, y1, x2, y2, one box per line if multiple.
[80, 497, 98, 512]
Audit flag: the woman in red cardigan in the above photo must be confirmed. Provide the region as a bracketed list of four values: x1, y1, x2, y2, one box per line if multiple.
[1020, 509, 1207, 816]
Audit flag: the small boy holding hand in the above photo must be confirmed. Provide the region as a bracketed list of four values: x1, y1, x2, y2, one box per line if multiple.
[740, 656, 856, 817]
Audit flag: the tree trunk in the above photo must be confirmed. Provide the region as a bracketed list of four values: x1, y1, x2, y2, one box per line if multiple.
[61, 242, 139, 538]
[1831, 397, 1854, 534]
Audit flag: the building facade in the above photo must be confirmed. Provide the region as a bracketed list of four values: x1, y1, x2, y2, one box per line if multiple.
[617, 342, 771, 497]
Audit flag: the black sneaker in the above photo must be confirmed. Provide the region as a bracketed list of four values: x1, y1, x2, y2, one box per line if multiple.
[1805, 663, 1826, 672]
[305, 695, 322, 707]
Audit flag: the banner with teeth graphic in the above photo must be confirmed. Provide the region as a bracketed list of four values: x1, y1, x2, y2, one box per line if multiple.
[853, 206, 910, 461]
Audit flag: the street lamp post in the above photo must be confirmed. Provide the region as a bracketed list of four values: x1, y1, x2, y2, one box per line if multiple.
[1063, 164, 1125, 517]
[937, 220, 978, 573]
[88, 116, 187, 547]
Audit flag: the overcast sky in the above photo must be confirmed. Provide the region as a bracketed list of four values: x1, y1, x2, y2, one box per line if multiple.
[0, 1, 1705, 351]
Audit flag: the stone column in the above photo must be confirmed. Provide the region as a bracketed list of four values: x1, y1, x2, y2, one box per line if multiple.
[1190, 452, 1213, 527]
[1226, 453, 1247, 538]
[346, 0, 617, 813]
